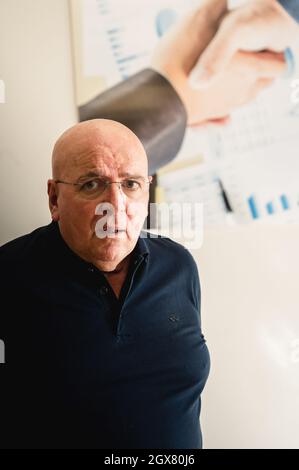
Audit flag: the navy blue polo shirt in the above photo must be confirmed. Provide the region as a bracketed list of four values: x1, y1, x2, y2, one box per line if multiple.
[0, 222, 210, 449]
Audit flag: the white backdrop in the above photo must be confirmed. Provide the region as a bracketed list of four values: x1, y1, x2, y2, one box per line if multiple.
[0, 0, 77, 244]
[192, 225, 299, 448]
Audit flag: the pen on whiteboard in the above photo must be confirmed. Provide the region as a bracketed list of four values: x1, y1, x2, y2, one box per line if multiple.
[218, 179, 236, 225]
[218, 179, 233, 212]
[283, 47, 296, 79]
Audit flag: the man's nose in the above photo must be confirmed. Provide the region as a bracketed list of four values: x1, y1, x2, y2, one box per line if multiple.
[106, 182, 127, 212]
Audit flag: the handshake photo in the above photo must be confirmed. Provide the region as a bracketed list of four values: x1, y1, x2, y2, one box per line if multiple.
[79, 0, 299, 174]
[150, 0, 299, 126]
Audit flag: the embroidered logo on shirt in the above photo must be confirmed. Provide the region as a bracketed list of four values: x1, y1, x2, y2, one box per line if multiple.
[169, 314, 180, 323]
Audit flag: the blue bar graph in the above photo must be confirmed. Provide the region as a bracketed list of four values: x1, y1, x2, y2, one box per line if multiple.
[266, 202, 275, 215]
[248, 195, 260, 219]
[108, 36, 120, 44]
[116, 54, 140, 65]
[280, 194, 290, 211]
[107, 28, 122, 35]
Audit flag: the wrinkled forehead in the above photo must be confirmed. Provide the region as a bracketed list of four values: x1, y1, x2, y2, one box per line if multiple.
[53, 123, 148, 180]
[72, 143, 147, 180]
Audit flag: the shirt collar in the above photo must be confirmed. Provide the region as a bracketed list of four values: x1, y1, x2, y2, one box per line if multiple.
[133, 231, 150, 263]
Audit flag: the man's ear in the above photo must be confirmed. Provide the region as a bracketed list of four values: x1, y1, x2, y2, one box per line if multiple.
[47, 180, 60, 221]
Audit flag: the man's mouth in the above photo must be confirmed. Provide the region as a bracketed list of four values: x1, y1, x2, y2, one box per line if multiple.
[106, 228, 126, 235]
[94, 222, 128, 239]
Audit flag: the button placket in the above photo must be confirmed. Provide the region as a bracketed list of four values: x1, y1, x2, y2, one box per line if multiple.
[100, 285, 109, 296]
[115, 257, 144, 341]
[121, 256, 144, 307]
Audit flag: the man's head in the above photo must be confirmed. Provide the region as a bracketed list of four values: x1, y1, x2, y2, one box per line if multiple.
[48, 119, 151, 272]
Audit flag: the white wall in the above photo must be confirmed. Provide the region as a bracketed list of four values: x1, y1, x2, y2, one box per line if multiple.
[0, 0, 77, 244]
[192, 224, 299, 449]
[1, 0, 299, 449]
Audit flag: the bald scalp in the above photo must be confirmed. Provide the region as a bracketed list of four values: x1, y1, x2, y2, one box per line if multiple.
[51, 119, 148, 180]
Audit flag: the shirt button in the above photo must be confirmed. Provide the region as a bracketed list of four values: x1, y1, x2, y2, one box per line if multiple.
[100, 286, 109, 296]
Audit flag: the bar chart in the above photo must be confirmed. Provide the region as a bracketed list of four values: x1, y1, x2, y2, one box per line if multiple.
[82, 0, 198, 84]
[247, 194, 296, 220]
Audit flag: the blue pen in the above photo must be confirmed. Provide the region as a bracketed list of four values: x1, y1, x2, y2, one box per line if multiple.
[283, 47, 296, 78]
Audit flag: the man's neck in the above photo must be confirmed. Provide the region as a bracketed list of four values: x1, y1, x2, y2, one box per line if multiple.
[102, 255, 132, 299]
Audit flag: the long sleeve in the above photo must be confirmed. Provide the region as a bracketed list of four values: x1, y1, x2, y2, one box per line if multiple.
[278, 0, 299, 22]
[79, 69, 187, 175]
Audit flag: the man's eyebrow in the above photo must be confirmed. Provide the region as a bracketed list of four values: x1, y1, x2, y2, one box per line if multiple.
[76, 171, 104, 182]
[76, 171, 146, 182]
[118, 173, 146, 180]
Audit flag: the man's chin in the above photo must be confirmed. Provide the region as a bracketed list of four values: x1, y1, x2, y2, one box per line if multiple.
[91, 242, 125, 265]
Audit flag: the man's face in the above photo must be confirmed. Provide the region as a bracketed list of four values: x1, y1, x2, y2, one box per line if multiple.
[48, 121, 150, 271]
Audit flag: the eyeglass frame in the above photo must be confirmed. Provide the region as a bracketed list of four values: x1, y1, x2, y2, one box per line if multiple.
[54, 175, 153, 197]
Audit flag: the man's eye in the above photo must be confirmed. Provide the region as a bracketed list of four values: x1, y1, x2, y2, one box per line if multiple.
[123, 180, 141, 191]
[81, 179, 101, 192]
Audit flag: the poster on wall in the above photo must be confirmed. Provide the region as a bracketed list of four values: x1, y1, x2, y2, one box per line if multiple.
[70, 0, 299, 228]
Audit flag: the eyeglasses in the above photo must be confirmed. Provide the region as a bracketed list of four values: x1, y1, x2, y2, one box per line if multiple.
[55, 176, 153, 199]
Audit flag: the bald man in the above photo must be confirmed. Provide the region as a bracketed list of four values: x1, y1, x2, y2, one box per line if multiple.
[0, 119, 210, 449]
[49, 119, 151, 298]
